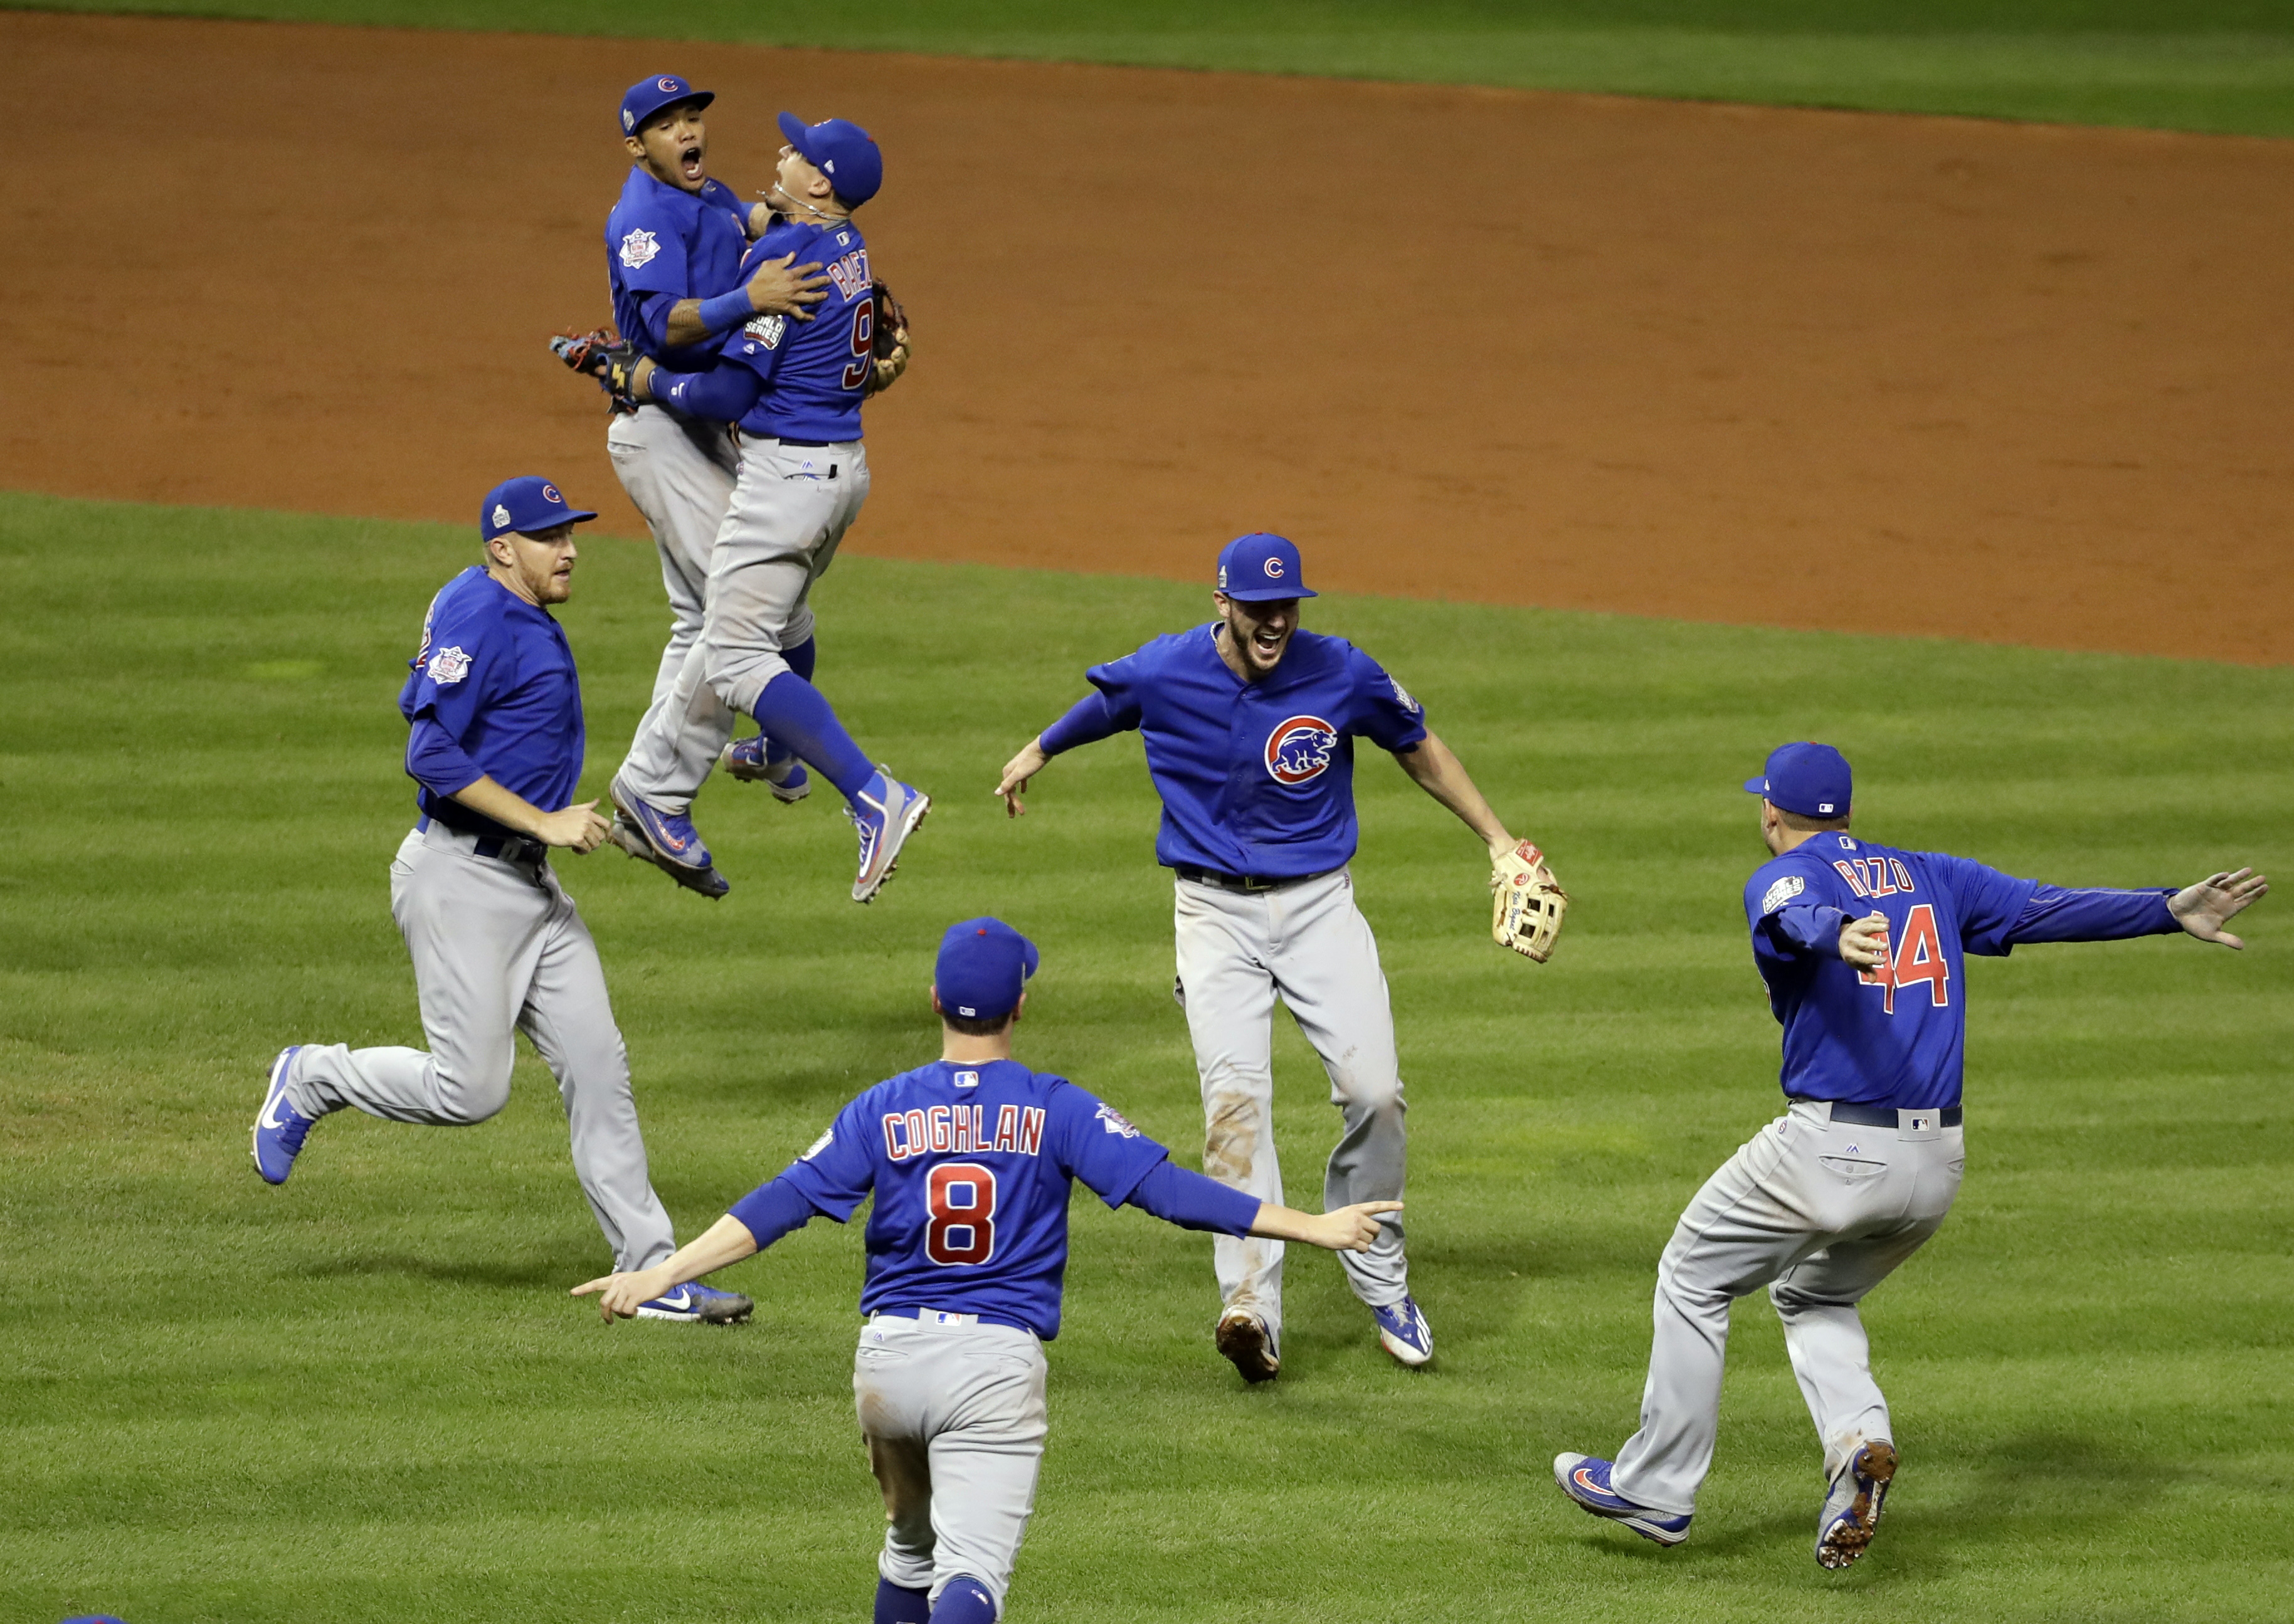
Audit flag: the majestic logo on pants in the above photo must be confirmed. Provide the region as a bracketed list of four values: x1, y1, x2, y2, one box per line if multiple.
[1265, 715, 1338, 784]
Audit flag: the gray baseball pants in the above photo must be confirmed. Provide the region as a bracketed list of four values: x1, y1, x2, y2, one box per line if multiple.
[283, 823, 677, 1273]
[1610, 1100, 1965, 1514]
[856, 1313, 1049, 1618]
[615, 435, 868, 813]
[1174, 868, 1409, 1337]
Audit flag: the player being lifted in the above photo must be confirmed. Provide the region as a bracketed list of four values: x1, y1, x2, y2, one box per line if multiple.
[595, 112, 928, 904]
[568, 73, 834, 900]
[574, 918, 1398, 1623]
[995, 534, 1555, 1381]
[1554, 743, 2267, 1569]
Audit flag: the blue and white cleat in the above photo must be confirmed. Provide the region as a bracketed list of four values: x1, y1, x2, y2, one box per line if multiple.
[1553, 1453, 1693, 1546]
[1373, 1294, 1434, 1367]
[720, 736, 810, 803]
[608, 776, 729, 899]
[848, 768, 929, 904]
[253, 1045, 316, 1186]
[1815, 1439, 1897, 1569]
[634, 1280, 754, 1324]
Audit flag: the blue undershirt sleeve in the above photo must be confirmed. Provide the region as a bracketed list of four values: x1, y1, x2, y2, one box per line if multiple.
[629, 289, 679, 355]
[725, 1175, 827, 1250]
[404, 716, 483, 799]
[2005, 884, 2179, 944]
[1123, 1160, 1261, 1236]
[695, 288, 754, 334]
[652, 363, 763, 422]
[1039, 690, 1128, 756]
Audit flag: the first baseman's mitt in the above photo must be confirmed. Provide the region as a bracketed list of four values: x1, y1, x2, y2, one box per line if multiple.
[550, 325, 644, 416]
[1491, 840, 1569, 962]
[867, 281, 911, 394]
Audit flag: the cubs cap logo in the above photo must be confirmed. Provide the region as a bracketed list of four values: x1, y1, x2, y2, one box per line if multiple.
[1264, 557, 1283, 579]
[1265, 715, 1338, 785]
[541, 483, 561, 504]
[658, 76, 680, 92]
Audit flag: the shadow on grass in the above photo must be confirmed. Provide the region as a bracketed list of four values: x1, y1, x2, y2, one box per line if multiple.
[298, 1252, 586, 1289]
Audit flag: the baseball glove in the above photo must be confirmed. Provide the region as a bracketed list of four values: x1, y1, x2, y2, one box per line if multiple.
[1491, 840, 1569, 962]
[867, 281, 911, 394]
[550, 325, 644, 417]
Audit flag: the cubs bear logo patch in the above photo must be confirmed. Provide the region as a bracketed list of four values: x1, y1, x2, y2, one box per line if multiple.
[618, 228, 660, 270]
[426, 646, 472, 685]
[1265, 715, 1339, 785]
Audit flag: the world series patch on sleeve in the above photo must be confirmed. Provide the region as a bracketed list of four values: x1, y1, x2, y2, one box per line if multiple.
[1493, 841, 1569, 962]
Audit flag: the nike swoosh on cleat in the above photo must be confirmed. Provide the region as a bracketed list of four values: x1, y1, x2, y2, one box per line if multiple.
[1573, 1468, 1609, 1497]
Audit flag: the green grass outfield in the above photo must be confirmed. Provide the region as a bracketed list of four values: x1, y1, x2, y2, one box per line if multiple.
[1, 490, 2289, 1622]
[17, 0, 2294, 136]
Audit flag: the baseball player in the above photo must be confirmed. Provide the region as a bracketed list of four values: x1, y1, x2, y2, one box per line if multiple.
[1554, 742, 2268, 1568]
[606, 112, 928, 905]
[993, 533, 1548, 1381]
[574, 917, 1398, 1623]
[585, 73, 833, 898]
[250, 477, 752, 1324]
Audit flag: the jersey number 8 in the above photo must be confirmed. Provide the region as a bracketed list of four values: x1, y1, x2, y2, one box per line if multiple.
[926, 1162, 998, 1265]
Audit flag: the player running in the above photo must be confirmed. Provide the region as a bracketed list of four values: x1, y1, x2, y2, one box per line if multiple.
[604, 112, 928, 905]
[571, 74, 832, 899]
[251, 477, 752, 1324]
[574, 917, 1397, 1623]
[1553, 742, 2268, 1569]
[993, 533, 1546, 1381]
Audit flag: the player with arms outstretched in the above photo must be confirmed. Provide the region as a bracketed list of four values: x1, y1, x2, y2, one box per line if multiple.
[605, 112, 927, 904]
[575, 918, 1397, 1622]
[1554, 742, 2268, 1568]
[994, 533, 1551, 1381]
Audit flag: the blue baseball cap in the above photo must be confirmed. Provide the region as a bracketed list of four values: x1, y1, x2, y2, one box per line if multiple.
[778, 112, 883, 206]
[1215, 532, 1317, 603]
[1745, 742, 1853, 819]
[479, 477, 598, 543]
[620, 73, 713, 137]
[935, 917, 1039, 1023]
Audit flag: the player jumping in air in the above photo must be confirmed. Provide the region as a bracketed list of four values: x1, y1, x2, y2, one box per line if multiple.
[574, 917, 1398, 1623]
[601, 112, 927, 904]
[1553, 742, 2267, 1569]
[994, 534, 1549, 1382]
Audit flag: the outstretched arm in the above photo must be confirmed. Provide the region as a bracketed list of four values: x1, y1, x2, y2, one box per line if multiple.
[1392, 731, 1517, 860]
[2168, 867, 2269, 949]
[995, 690, 1128, 818]
[1124, 1159, 1399, 1252]
[573, 1213, 759, 1322]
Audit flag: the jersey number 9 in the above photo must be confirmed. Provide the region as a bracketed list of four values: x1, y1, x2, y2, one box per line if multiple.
[926, 1162, 998, 1265]
[840, 302, 875, 392]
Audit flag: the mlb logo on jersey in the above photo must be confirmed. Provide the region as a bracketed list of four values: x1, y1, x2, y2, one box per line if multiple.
[1266, 715, 1339, 784]
[619, 228, 661, 270]
[427, 646, 471, 685]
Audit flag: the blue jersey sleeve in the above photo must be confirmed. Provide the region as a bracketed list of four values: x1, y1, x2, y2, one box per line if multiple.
[1081, 645, 1155, 730]
[1039, 690, 1131, 756]
[1345, 647, 1430, 752]
[774, 1097, 880, 1221]
[1125, 1160, 1260, 1235]
[1927, 853, 2043, 957]
[613, 214, 690, 297]
[404, 717, 483, 799]
[401, 596, 506, 744]
[653, 362, 763, 422]
[724, 1174, 822, 1249]
[2006, 883, 2179, 944]
[1045, 1084, 1170, 1209]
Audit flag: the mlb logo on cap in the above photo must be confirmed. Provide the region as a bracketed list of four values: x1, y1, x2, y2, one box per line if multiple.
[1214, 532, 1318, 603]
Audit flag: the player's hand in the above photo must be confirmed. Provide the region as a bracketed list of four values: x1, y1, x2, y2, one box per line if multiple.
[2169, 867, 2268, 948]
[995, 739, 1052, 818]
[746, 253, 830, 320]
[1303, 1200, 1403, 1253]
[573, 1265, 676, 1322]
[1839, 912, 1890, 970]
[532, 800, 612, 854]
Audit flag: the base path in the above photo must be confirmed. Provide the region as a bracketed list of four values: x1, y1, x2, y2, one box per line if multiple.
[6, 14, 2290, 663]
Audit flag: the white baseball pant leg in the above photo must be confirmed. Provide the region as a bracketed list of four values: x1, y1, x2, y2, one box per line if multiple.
[609, 406, 741, 815]
[1609, 1101, 1965, 1514]
[616, 438, 869, 811]
[1175, 868, 1409, 1339]
[856, 1316, 1049, 1619]
[285, 824, 677, 1272]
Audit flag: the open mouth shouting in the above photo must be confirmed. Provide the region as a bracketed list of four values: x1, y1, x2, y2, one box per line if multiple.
[677, 140, 704, 184]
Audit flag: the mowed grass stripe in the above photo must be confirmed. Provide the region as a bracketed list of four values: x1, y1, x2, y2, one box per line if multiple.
[0, 490, 2288, 1623]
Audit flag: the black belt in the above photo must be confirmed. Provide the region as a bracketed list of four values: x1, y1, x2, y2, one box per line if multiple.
[775, 437, 833, 447]
[1823, 1101, 1962, 1127]
[1175, 865, 1332, 894]
[474, 834, 548, 867]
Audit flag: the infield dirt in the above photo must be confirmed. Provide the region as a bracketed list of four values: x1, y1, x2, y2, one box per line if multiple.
[6, 12, 2290, 663]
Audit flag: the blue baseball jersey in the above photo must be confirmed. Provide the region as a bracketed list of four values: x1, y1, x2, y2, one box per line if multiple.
[399, 568, 584, 841]
[605, 167, 753, 369]
[1082, 626, 1429, 877]
[714, 216, 876, 443]
[771, 1058, 1170, 1340]
[1747, 833, 2043, 1111]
